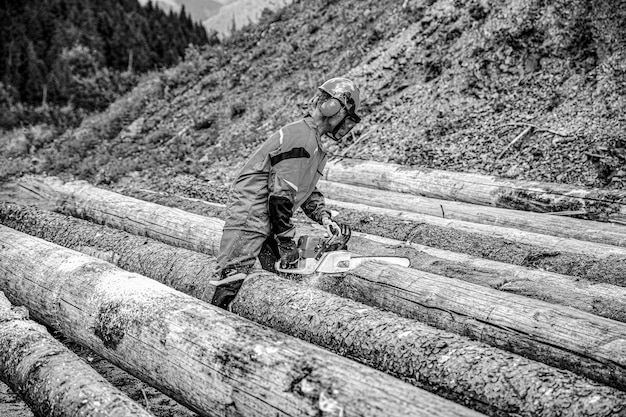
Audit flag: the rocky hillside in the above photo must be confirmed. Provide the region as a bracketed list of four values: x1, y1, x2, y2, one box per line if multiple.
[2, 0, 625, 198]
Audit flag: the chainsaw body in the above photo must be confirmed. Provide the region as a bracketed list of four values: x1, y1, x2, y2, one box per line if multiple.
[275, 235, 410, 275]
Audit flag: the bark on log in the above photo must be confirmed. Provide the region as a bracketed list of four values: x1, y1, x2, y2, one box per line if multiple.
[318, 180, 626, 247]
[323, 158, 626, 222]
[347, 231, 626, 323]
[114, 186, 626, 285]
[232, 273, 626, 417]
[329, 261, 626, 391]
[324, 197, 626, 260]
[5, 201, 626, 324]
[0, 292, 153, 417]
[16, 176, 223, 255]
[15, 177, 626, 285]
[328, 198, 626, 285]
[0, 202, 213, 300]
[7, 184, 626, 387]
[2, 207, 624, 417]
[0, 226, 481, 417]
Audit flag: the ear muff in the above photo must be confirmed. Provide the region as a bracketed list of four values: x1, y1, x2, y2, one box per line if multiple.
[320, 98, 342, 117]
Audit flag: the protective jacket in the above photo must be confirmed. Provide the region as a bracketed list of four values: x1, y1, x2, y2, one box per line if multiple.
[224, 116, 331, 238]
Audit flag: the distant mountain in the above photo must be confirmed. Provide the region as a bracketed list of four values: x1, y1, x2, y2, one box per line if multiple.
[202, 0, 293, 37]
[140, 0, 293, 37]
[138, 0, 223, 21]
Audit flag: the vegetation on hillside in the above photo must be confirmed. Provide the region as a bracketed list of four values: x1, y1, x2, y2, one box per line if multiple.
[0, 0, 213, 128]
[1, 0, 625, 194]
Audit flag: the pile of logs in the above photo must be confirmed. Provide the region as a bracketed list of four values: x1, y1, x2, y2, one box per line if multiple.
[2, 157, 626, 417]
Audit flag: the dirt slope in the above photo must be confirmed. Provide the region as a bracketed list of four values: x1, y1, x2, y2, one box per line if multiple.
[2, 0, 625, 197]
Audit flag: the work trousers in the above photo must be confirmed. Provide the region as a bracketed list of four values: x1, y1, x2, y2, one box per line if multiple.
[210, 229, 280, 308]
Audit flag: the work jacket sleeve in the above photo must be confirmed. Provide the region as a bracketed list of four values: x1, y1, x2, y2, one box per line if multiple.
[301, 187, 332, 224]
[267, 135, 307, 238]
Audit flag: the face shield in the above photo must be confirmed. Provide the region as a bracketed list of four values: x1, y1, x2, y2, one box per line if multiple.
[328, 108, 361, 141]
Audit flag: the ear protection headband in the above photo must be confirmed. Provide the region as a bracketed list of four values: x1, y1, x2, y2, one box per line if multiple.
[320, 98, 342, 117]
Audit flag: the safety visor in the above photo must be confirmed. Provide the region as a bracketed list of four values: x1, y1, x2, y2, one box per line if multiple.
[330, 107, 361, 141]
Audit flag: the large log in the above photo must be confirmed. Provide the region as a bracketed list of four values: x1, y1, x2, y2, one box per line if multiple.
[2, 207, 624, 417]
[329, 261, 626, 391]
[3, 204, 626, 392]
[3, 201, 626, 324]
[0, 292, 152, 417]
[323, 158, 626, 222]
[0, 226, 481, 417]
[347, 231, 626, 323]
[318, 180, 626, 247]
[232, 273, 626, 417]
[323, 197, 626, 260]
[16, 176, 223, 255]
[327, 198, 626, 285]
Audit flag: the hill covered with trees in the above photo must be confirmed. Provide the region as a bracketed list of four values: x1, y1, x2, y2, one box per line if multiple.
[0, 0, 212, 127]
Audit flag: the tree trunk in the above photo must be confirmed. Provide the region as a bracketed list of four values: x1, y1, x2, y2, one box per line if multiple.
[0, 293, 152, 417]
[323, 197, 626, 260]
[232, 273, 626, 417]
[317, 180, 626, 247]
[347, 231, 626, 323]
[3, 201, 626, 324]
[328, 198, 626, 285]
[323, 159, 626, 222]
[0, 202, 214, 300]
[329, 261, 626, 391]
[16, 176, 223, 255]
[0, 226, 481, 417]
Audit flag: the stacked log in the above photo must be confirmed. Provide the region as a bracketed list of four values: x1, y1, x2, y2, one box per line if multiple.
[317, 180, 626, 247]
[0, 292, 152, 417]
[15, 176, 223, 255]
[16, 176, 626, 285]
[327, 198, 626, 285]
[322, 158, 626, 222]
[6, 184, 626, 388]
[0, 226, 482, 417]
[2, 214, 626, 417]
[3, 202, 626, 324]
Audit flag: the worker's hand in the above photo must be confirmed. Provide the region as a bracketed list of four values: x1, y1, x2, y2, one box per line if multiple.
[277, 237, 300, 269]
[322, 216, 341, 238]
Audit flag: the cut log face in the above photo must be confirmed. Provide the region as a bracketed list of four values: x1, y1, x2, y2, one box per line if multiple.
[0, 226, 483, 417]
[323, 158, 626, 222]
[0, 292, 153, 417]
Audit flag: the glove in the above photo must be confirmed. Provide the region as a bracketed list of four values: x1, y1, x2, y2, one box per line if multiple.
[322, 216, 341, 237]
[277, 237, 300, 269]
[325, 223, 351, 251]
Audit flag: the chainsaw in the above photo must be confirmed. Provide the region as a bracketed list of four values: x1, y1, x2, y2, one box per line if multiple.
[274, 232, 411, 275]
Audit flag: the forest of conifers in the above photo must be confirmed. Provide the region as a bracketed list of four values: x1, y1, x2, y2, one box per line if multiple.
[0, 0, 211, 116]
